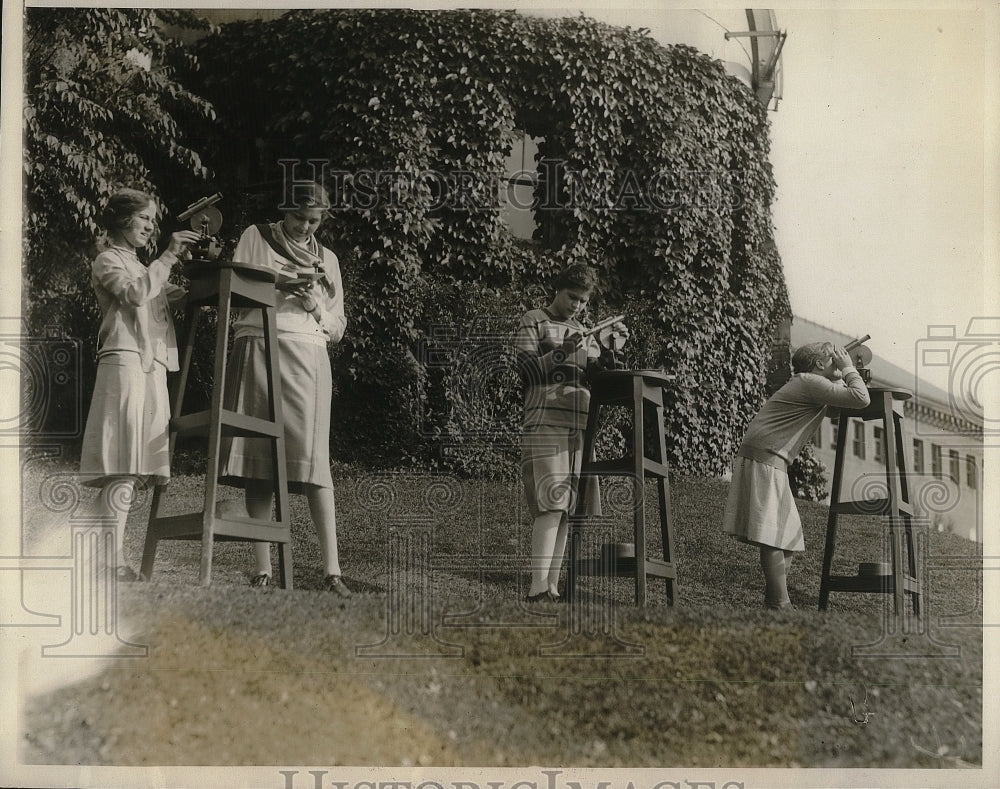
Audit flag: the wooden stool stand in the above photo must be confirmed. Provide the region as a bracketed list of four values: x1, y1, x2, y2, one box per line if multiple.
[819, 387, 919, 614]
[141, 263, 293, 587]
[567, 370, 678, 606]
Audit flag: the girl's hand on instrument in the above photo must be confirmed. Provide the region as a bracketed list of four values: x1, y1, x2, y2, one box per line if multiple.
[292, 286, 319, 315]
[554, 333, 585, 367]
[562, 334, 581, 352]
[599, 322, 630, 349]
[831, 346, 853, 370]
[165, 230, 202, 259]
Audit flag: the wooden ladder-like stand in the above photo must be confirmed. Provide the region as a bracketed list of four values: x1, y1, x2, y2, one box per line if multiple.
[567, 369, 678, 607]
[141, 262, 293, 587]
[819, 387, 920, 614]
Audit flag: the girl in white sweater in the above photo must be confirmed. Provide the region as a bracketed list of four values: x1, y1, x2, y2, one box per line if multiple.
[220, 181, 350, 596]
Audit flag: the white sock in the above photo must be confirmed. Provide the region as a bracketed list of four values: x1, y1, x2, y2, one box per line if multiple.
[546, 515, 569, 595]
[529, 511, 562, 595]
[97, 477, 136, 566]
[760, 545, 791, 607]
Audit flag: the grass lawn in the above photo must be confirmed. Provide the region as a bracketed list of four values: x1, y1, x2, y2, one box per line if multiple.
[17, 455, 983, 769]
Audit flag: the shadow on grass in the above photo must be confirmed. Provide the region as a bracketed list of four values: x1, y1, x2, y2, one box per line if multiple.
[16, 457, 985, 769]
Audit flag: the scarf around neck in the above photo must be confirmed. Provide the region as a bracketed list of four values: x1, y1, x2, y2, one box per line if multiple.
[263, 221, 336, 298]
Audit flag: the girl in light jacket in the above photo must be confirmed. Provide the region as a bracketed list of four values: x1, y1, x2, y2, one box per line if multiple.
[80, 188, 200, 579]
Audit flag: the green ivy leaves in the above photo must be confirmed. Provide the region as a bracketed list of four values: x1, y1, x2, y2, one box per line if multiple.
[24, 8, 215, 273]
[190, 9, 789, 474]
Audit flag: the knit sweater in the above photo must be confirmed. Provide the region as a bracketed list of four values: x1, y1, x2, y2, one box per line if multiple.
[738, 368, 871, 468]
[514, 308, 601, 432]
[90, 246, 185, 371]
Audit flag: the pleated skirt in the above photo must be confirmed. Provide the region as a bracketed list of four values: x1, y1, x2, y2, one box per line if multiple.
[79, 352, 170, 486]
[722, 455, 805, 551]
[219, 335, 334, 492]
[521, 426, 601, 519]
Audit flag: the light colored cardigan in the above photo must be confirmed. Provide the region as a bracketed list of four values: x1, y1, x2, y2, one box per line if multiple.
[91, 246, 184, 371]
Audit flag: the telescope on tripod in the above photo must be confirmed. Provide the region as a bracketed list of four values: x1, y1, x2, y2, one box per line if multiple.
[844, 334, 872, 384]
[177, 193, 223, 263]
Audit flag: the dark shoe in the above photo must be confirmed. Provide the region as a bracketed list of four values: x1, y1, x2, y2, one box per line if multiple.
[324, 575, 352, 597]
[115, 566, 139, 583]
[250, 572, 271, 588]
[526, 591, 558, 603]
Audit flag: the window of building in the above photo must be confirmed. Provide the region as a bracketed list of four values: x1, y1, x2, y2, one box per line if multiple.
[913, 439, 924, 473]
[535, 154, 567, 247]
[966, 455, 977, 489]
[500, 131, 542, 241]
[873, 426, 884, 463]
[948, 450, 960, 484]
[852, 421, 865, 459]
[931, 444, 942, 478]
[830, 417, 839, 447]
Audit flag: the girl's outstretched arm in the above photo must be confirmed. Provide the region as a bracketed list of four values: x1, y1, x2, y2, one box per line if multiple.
[93, 249, 177, 306]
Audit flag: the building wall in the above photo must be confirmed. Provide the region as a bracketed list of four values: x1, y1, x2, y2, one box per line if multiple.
[811, 408, 983, 543]
[786, 315, 984, 544]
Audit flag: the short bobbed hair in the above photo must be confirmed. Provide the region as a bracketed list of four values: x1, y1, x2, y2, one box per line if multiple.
[100, 188, 156, 233]
[792, 341, 834, 374]
[552, 263, 599, 294]
[280, 180, 331, 212]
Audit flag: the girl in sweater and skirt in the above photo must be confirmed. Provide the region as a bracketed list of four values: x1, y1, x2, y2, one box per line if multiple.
[220, 181, 351, 596]
[515, 263, 628, 602]
[723, 341, 870, 609]
[80, 189, 201, 579]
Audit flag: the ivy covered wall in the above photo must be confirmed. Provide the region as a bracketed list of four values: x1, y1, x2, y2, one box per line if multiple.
[191, 9, 790, 475]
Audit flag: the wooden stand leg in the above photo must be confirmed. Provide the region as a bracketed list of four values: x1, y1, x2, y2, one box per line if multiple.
[632, 379, 647, 607]
[653, 402, 675, 604]
[569, 398, 601, 600]
[142, 304, 202, 582]
[819, 412, 849, 611]
[818, 389, 921, 614]
[893, 412, 919, 616]
[261, 303, 292, 589]
[199, 273, 234, 587]
[568, 371, 676, 608]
